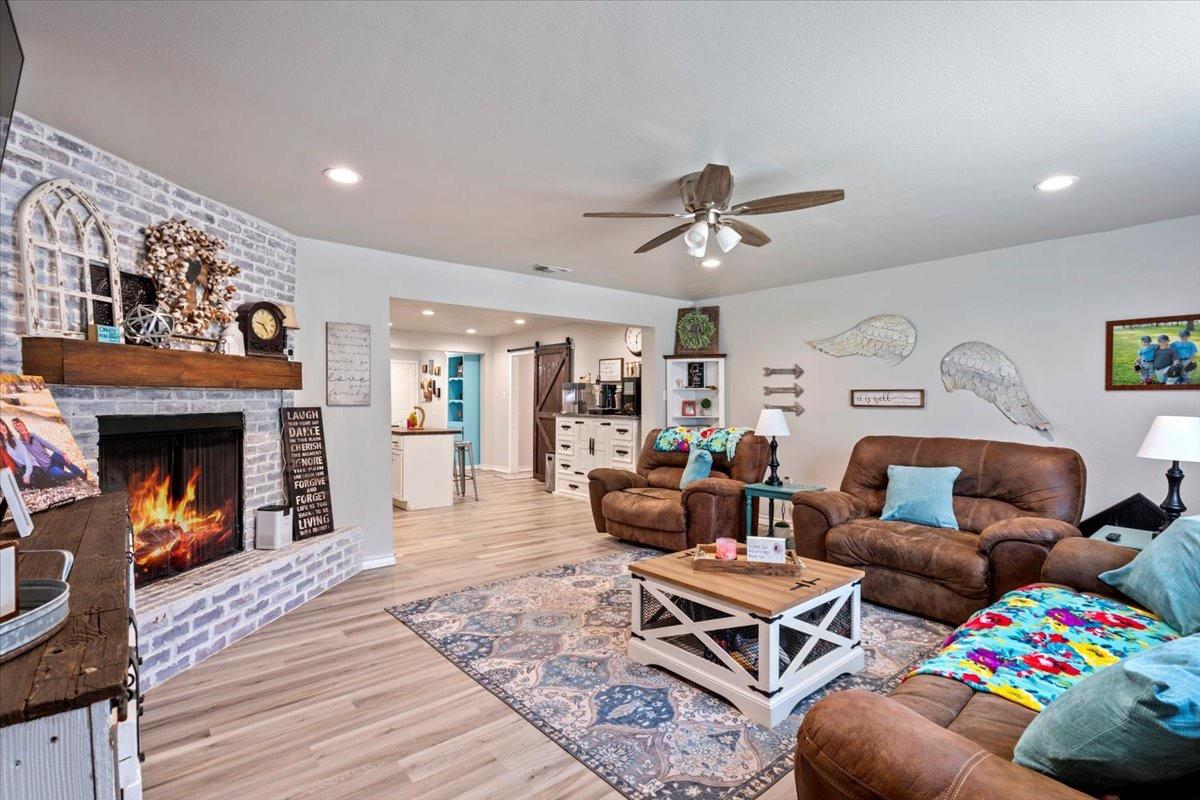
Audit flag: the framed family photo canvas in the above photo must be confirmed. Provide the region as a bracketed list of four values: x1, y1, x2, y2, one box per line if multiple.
[1105, 315, 1200, 391]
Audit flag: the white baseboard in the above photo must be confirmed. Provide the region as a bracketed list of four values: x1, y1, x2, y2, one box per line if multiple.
[361, 554, 398, 571]
[478, 463, 509, 473]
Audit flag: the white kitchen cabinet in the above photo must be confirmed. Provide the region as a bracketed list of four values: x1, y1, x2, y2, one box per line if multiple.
[553, 415, 640, 500]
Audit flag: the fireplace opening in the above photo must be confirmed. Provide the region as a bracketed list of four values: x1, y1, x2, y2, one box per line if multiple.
[99, 413, 244, 587]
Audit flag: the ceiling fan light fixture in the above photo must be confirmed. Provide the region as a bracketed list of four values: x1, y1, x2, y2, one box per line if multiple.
[1034, 175, 1078, 192]
[683, 220, 709, 256]
[323, 167, 362, 185]
[715, 224, 741, 253]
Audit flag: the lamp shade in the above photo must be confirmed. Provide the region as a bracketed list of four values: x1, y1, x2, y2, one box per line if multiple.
[755, 408, 790, 437]
[1137, 416, 1200, 462]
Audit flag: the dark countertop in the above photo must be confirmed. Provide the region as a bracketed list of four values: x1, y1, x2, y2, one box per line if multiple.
[555, 413, 641, 420]
[391, 427, 458, 436]
[1, 492, 131, 726]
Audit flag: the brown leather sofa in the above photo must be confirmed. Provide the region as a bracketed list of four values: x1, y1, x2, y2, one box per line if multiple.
[795, 538, 1190, 800]
[587, 429, 770, 550]
[792, 436, 1086, 624]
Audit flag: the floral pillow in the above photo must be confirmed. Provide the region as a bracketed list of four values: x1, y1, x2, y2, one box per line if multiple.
[653, 426, 754, 459]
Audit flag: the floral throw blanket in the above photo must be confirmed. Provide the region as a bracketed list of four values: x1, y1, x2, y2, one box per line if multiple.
[653, 426, 754, 459]
[907, 586, 1178, 711]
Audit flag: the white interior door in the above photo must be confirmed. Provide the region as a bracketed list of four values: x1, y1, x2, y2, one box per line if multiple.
[509, 351, 535, 472]
[391, 360, 418, 424]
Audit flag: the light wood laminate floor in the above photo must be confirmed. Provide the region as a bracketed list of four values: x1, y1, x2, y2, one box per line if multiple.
[141, 473, 798, 800]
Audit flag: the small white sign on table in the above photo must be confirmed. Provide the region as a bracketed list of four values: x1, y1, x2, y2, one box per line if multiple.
[326, 322, 371, 406]
[745, 535, 786, 563]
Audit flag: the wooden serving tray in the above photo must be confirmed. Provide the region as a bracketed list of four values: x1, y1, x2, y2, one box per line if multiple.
[691, 544, 806, 576]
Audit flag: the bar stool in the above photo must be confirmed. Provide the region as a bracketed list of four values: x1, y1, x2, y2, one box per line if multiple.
[452, 440, 479, 501]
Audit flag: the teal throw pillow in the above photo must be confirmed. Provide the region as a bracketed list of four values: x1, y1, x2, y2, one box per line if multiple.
[1100, 515, 1200, 636]
[880, 465, 961, 529]
[680, 448, 712, 488]
[1013, 634, 1200, 789]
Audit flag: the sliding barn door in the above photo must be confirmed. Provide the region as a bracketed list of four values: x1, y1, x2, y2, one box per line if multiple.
[533, 342, 572, 480]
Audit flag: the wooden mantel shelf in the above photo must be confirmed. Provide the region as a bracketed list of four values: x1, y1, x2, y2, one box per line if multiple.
[22, 336, 303, 390]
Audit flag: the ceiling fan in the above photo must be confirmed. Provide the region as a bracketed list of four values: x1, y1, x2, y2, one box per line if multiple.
[583, 164, 843, 258]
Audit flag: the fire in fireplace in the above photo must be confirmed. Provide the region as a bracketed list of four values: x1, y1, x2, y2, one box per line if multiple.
[99, 413, 244, 586]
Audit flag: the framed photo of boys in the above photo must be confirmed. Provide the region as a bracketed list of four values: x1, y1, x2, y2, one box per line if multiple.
[1106, 314, 1200, 390]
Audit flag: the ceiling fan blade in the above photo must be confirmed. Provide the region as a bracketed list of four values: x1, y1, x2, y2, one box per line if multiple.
[634, 222, 692, 254]
[729, 189, 844, 215]
[583, 211, 682, 218]
[723, 218, 771, 247]
[694, 164, 733, 209]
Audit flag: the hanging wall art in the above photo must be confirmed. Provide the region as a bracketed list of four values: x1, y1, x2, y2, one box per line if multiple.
[940, 341, 1051, 430]
[143, 219, 240, 337]
[17, 179, 124, 338]
[807, 314, 916, 366]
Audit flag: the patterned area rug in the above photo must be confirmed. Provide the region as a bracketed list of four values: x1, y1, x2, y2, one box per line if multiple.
[386, 549, 951, 800]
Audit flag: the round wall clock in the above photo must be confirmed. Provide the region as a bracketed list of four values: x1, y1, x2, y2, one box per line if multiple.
[624, 326, 642, 356]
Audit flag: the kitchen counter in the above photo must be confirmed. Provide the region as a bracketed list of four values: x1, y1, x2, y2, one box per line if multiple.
[555, 413, 641, 420]
[391, 429, 455, 509]
[391, 427, 457, 436]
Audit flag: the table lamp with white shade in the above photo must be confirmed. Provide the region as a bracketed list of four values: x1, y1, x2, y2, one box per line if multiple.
[755, 408, 791, 486]
[1137, 415, 1200, 524]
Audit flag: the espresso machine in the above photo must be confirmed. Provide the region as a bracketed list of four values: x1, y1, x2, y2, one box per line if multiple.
[620, 376, 641, 416]
[590, 383, 620, 414]
[561, 382, 588, 415]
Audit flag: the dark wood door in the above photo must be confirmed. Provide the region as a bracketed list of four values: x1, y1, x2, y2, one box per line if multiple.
[533, 342, 572, 480]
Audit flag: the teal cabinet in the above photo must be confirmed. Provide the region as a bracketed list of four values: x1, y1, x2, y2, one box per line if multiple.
[447, 353, 481, 465]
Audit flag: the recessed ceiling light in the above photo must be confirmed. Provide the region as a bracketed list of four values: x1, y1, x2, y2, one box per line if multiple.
[531, 263, 573, 274]
[700, 258, 721, 268]
[323, 167, 362, 185]
[421, 309, 435, 316]
[466, 328, 476, 334]
[514, 319, 526, 325]
[1034, 175, 1078, 192]
[388, 322, 393, 327]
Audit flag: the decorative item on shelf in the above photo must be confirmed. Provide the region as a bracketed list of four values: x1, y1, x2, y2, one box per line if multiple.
[1105, 315, 1199, 390]
[699, 397, 712, 415]
[850, 389, 925, 408]
[598, 357, 623, 382]
[143, 218, 239, 336]
[681, 399, 698, 417]
[808, 314, 916, 365]
[237, 301, 287, 358]
[407, 406, 425, 430]
[764, 401, 804, 415]
[219, 320, 245, 356]
[763, 382, 803, 397]
[122, 304, 175, 348]
[674, 306, 720, 355]
[171, 333, 221, 353]
[686, 361, 705, 387]
[674, 378, 685, 389]
[941, 341, 1050, 430]
[118, 271, 157, 318]
[0, 374, 99, 514]
[276, 301, 301, 330]
[86, 324, 124, 345]
[0, 540, 15, 623]
[326, 322, 371, 406]
[1137, 415, 1200, 526]
[624, 326, 642, 357]
[624, 360, 640, 378]
[763, 364, 804, 378]
[755, 408, 790, 486]
[18, 179, 125, 338]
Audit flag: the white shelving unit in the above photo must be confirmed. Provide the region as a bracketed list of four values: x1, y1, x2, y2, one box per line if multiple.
[664, 355, 726, 428]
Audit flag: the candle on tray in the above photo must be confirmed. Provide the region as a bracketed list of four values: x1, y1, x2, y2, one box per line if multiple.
[715, 537, 737, 560]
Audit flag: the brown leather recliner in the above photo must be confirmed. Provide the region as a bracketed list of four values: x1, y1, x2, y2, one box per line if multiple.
[792, 436, 1086, 624]
[795, 538, 1192, 800]
[587, 429, 770, 550]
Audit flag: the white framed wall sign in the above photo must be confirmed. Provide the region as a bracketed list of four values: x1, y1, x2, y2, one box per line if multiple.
[326, 322, 371, 406]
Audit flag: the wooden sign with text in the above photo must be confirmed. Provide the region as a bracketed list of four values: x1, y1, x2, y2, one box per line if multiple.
[280, 407, 334, 539]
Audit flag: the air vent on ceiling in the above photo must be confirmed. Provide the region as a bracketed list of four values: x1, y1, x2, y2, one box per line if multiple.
[531, 263, 573, 274]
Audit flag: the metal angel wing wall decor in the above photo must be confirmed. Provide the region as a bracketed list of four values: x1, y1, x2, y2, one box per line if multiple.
[940, 341, 1052, 430]
[807, 314, 916, 366]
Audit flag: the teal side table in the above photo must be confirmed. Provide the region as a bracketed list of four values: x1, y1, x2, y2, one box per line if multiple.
[1087, 525, 1154, 551]
[744, 482, 825, 538]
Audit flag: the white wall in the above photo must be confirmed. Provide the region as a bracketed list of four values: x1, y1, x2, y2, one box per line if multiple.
[706, 215, 1200, 517]
[293, 238, 683, 565]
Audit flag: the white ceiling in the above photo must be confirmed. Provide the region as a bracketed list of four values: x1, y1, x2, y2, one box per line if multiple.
[11, 1, 1200, 300]
[388, 298, 608, 338]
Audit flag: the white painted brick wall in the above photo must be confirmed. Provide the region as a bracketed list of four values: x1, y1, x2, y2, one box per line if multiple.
[0, 113, 297, 543]
[135, 526, 363, 689]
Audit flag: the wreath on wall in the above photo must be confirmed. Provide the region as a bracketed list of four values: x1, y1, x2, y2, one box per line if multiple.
[675, 307, 717, 352]
[143, 219, 240, 336]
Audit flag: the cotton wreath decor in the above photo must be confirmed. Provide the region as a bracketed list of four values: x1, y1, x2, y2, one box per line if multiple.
[143, 219, 240, 336]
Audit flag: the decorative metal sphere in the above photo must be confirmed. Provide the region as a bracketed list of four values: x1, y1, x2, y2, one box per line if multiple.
[124, 304, 175, 348]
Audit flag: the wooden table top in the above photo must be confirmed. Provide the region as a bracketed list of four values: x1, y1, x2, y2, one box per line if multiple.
[0, 492, 131, 726]
[629, 549, 863, 617]
[391, 428, 458, 436]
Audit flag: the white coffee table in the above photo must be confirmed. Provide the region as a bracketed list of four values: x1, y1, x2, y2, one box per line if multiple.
[628, 550, 865, 727]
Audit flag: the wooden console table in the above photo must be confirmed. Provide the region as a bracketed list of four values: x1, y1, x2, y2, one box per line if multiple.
[0, 493, 142, 800]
